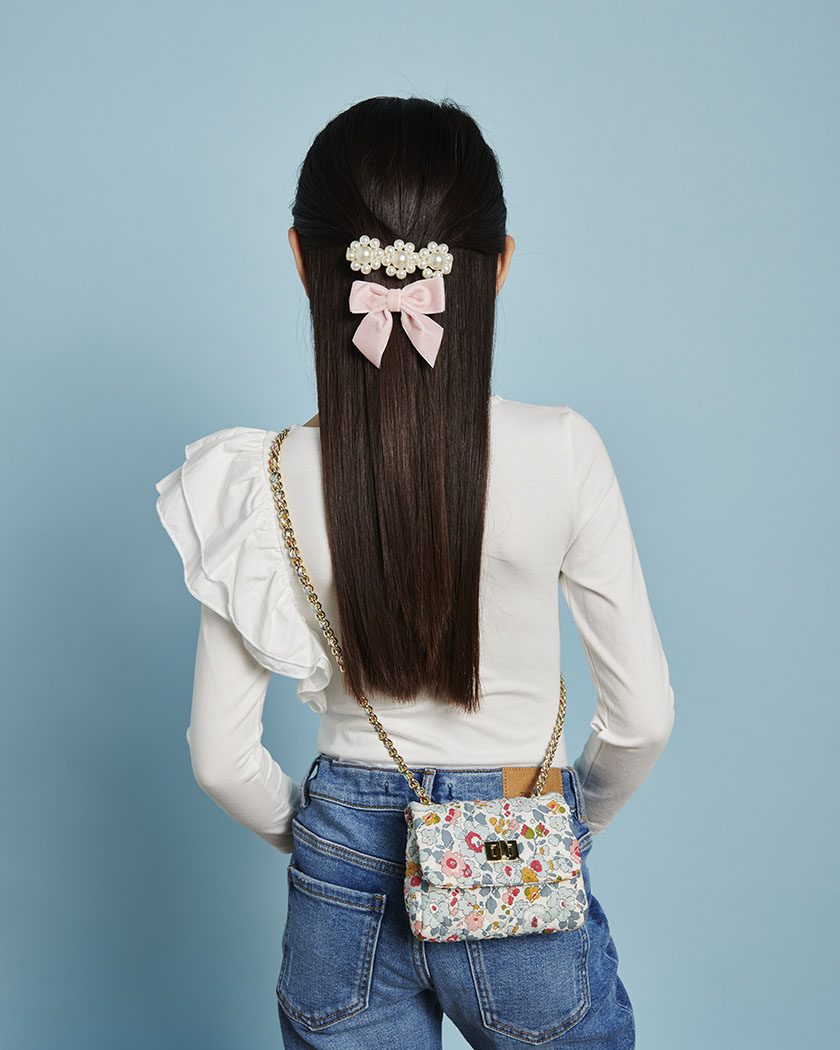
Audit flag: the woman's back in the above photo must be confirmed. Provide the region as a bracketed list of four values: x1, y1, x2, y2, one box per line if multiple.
[156, 391, 674, 837]
[283, 392, 673, 778]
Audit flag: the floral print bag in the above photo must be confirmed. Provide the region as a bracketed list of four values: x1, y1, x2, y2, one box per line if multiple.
[269, 428, 588, 943]
[404, 788, 587, 942]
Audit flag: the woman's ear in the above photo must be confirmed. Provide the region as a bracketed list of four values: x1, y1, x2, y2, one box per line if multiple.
[288, 227, 308, 296]
[496, 234, 516, 295]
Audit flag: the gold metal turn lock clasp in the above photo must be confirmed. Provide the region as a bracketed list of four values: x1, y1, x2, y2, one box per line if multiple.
[484, 840, 520, 861]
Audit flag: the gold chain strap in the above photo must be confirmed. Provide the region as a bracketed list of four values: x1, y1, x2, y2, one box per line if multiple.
[267, 427, 567, 805]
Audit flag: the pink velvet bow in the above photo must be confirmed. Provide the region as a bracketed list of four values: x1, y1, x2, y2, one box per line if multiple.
[348, 277, 446, 368]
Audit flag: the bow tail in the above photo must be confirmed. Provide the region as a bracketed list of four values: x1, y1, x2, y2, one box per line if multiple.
[352, 309, 393, 369]
[400, 309, 444, 368]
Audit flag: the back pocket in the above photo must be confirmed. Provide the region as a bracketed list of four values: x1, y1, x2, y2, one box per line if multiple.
[276, 865, 386, 1032]
[466, 926, 591, 1044]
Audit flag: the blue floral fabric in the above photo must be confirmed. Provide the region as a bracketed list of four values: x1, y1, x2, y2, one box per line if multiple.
[404, 793, 588, 941]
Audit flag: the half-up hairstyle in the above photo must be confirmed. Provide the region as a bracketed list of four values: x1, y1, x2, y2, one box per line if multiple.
[291, 96, 507, 713]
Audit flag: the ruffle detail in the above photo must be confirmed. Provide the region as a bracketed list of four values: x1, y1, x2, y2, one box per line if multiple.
[154, 426, 333, 713]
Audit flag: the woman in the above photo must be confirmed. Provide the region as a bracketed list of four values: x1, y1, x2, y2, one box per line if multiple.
[155, 96, 675, 1048]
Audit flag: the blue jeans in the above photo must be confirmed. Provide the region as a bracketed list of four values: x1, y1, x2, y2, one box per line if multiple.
[277, 755, 635, 1048]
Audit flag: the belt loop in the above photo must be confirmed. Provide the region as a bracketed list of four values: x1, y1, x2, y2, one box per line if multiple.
[299, 755, 321, 810]
[421, 768, 436, 802]
[567, 765, 588, 824]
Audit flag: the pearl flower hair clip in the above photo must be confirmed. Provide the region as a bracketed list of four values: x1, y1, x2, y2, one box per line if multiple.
[346, 234, 454, 280]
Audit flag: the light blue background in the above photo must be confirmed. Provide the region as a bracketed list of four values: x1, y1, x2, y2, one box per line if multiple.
[2, 2, 837, 1047]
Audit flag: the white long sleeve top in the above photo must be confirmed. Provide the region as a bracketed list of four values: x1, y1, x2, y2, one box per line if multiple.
[155, 394, 675, 850]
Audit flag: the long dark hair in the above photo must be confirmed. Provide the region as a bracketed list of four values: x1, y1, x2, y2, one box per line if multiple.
[291, 96, 507, 713]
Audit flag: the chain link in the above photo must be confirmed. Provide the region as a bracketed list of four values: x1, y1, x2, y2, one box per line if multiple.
[267, 427, 567, 804]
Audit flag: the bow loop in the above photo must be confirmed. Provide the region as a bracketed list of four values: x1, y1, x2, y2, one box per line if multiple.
[348, 277, 446, 368]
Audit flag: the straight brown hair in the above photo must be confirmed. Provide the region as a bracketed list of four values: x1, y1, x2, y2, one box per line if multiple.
[291, 96, 507, 713]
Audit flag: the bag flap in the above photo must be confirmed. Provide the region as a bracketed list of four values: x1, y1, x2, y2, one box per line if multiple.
[406, 793, 583, 889]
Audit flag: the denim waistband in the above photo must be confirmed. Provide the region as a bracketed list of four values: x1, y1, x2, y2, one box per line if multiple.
[299, 753, 588, 823]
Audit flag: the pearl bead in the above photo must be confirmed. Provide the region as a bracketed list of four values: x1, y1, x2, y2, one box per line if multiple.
[347, 234, 453, 281]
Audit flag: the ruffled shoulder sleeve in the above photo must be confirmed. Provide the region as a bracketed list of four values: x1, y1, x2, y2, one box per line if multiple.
[154, 426, 333, 713]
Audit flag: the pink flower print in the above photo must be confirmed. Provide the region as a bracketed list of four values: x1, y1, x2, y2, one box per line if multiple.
[441, 850, 460, 873]
[571, 837, 581, 862]
[531, 916, 538, 928]
[441, 850, 469, 878]
[462, 864, 472, 878]
[408, 874, 421, 888]
[504, 865, 513, 877]
[465, 911, 484, 931]
[413, 920, 423, 936]
[506, 818, 521, 835]
[504, 891, 517, 907]
[465, 831, 483, 853]
[530, 859, 543, 873]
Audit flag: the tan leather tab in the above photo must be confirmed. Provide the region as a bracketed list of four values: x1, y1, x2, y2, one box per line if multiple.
[502, 766, 563, 798]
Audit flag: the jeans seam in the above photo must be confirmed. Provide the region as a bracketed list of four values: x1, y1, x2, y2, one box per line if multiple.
[410, 935, 433, 989]
[326, 757, 509, 774]
[306, 789, 408, 813]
